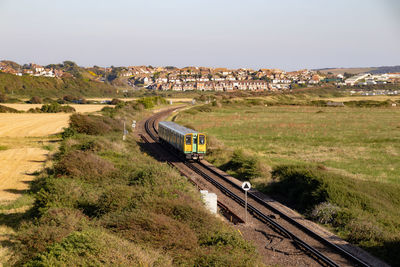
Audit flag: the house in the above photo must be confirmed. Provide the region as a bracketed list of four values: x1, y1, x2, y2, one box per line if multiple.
[203, 82, 214, 91]
[182, 83, 195, 91]
[221, 81, 234, 91]
[31, 64, 44, 73]
[172, 83, 183, 91]
[233, 80, 268, 91]
[23, 69, 34, 75]
[196, 82, 205, 90]
[345, 73, 370, 86]
[214, 82, 224, 91]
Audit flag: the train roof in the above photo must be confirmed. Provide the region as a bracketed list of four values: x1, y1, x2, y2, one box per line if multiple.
[159, 121, 198, 135]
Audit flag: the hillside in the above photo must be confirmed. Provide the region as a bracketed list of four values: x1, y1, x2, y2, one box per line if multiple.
[0, 72, 120, 98]
[317, 65, 400, 75]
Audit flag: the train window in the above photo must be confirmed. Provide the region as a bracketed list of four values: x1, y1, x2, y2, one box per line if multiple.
[199, 135, 205, 145]
[185, 135, 191, 145]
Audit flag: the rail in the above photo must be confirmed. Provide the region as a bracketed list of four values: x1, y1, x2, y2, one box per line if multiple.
[142, 112, 371, 267]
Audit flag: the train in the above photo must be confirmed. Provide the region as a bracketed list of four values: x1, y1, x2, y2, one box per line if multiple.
[158, 121, 206, 160]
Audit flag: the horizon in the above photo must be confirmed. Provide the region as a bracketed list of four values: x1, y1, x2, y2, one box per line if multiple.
[1, 0, 399, 71]
[2, 58, 400, 72]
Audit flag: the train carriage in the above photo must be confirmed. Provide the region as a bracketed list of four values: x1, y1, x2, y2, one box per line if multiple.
[158, 121, 206, 160]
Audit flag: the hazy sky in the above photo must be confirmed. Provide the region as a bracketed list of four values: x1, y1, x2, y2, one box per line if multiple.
[0, 0, 399, 70]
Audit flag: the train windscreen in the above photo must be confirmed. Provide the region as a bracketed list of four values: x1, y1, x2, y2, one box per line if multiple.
[199, 135, 205, 145]
[185, 135, 191, 145]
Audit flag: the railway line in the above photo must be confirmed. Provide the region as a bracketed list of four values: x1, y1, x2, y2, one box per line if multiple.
[139, 108, 375, 267]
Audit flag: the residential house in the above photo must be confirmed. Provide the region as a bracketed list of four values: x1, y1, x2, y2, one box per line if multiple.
[172, 83, 183, 91]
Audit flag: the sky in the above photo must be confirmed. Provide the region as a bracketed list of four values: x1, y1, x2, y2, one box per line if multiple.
[0, 0, 399, 70]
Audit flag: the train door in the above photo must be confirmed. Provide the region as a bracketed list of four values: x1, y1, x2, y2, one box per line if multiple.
[197, 133, 206, 153]
[192, 134, 197, 153]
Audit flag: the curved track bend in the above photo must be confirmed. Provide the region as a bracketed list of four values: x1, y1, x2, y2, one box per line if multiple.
[139, 108, 379, 267]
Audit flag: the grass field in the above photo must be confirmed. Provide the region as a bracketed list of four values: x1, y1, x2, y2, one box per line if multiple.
[177, 105, 400, 183]
[175, 102, 400, 265]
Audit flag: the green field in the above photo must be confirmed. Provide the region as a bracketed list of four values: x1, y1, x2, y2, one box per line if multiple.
[177, 105, 400, 183]
[175, 101, 400, 265]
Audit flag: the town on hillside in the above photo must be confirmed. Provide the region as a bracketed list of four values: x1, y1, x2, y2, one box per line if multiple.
[1, 60, 400, 93]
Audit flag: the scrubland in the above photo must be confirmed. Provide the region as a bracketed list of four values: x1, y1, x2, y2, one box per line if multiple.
[174, 98, 400, 266]
[1, 97, 262, 266]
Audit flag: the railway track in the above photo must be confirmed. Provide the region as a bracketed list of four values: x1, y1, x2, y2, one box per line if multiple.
[140, 109, 373, 267]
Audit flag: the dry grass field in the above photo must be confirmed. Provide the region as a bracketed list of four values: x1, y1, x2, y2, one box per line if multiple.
[87, 97, 193, 103]
[0, 146, 46, 202]
[2, 103, 109, 113]
[0, 113, 72, 263]
[0, 113, 69, 200]
[0, 113, 69, 137]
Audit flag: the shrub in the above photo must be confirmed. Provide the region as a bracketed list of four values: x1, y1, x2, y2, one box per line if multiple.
[15, 208, 88, 264]
[95, 185, 135, 215]
[24, 229, 172, 267]
[101, 106, 117, 117]
[0, 93, 7, 103]
[29, 96, 42, 104]
[63, 95, 79, 102]
[269, 164, 328, 212]
[311, 202, 340, 224]
[54, 151, 115, 179]
[41, 103, 75, 113]
[110, 98, 122, 105]
[69, 114, 122, 135]
[61, 127, 76, 139]
[137, 96, 167, 109]
[0, 104, 20, 113]
[222, 150, 262, 181]
[27, 103, 76, 113]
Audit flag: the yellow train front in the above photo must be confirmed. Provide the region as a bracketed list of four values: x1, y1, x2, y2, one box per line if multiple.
[158, 121, 206, 160]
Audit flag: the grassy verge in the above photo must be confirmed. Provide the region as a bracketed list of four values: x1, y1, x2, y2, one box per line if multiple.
[174, 99, 400, 266]
[6, 100, 262, 266]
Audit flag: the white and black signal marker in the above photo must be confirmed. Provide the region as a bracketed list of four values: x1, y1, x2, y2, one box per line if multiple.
[241, 181, 251, 224]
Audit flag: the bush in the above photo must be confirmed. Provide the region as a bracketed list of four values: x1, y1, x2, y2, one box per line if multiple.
[24, 229, 171, 267]
[269, 165, 328, 212]
[61, 127, 76, 139]
[95, 185, 135, 215]
[0, 104, 20, 113]
[0, 93, 7, 103]
[29, 96, 42, 104]
[15, 208, 88, 264]
[54, 151, 115, 179]
[137, 96, 167, 109]
[69, 114, 122, 135]
[63, 95, 79, 102]
[110, 98, 123, 105]
[221, 150, 262, 181]
[311, 202, 340, 224]
[27, 103, 76, 113]
[41, 103, 75, 113]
